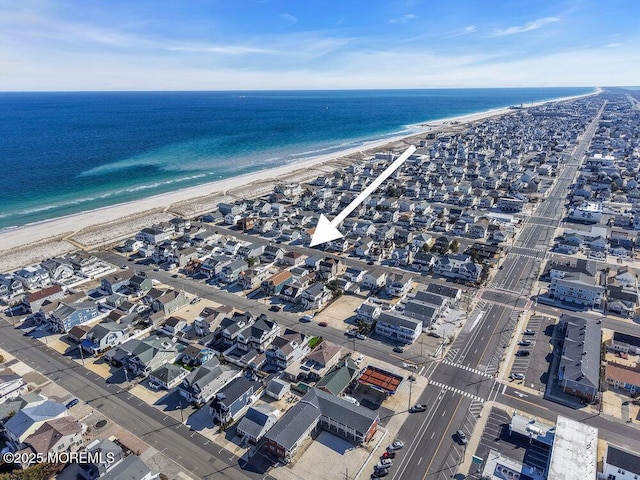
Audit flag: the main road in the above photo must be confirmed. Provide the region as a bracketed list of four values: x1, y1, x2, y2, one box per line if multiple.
[392, 100, 607, 480]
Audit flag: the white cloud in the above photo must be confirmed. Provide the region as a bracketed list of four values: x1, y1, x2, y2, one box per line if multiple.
[280, 13, 298, 27]
[168, 44, 278, 55]
[606, 43, 622, 48]
[390, 14, 417, 24]
[491, 17, 560, 37]
[464, 25, 477, 34]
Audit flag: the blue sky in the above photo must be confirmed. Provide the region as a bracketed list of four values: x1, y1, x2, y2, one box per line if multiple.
[1, 0, 638, 90]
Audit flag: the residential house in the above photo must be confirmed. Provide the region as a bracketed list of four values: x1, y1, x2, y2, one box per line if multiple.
[81, 321, 130, 356]
[264, 388, 378, 464]
[284, 341, 343, 383]
[215, 312, 256, 347]
[177, 358, 241, 406]
[20, 417, 83, 466]
[23, 285, 65, 313]
[236, 404, 280, 444]
[386, 274, 413, 297]
[3, 400, 68, 447]
[265, 329, 311, 370]
[318, 258, 343, 280]
[264, 378, 291, 400]
[15, 265, 51, 291]
[209, 376, 264, 425]
[40, 258, 74, 283]
[261, 271, 293, 296]
[148, 363, 189, 390]
[549, 272, 605, 308]
[281, 251, 306, 267]
[403, 300, 438, 328]
[605, 362, 640, 395]
[316, 357, 360, 396]
[152, 290, 187, 316]
[127, 335, 180, 377]
[129, 275, 153, 296]
[356, 302, 381, 323]
[300, 282, 331, 310]
[262, 245, 286, 263]
[235, 315, 280, 352]
[558, 315, 601, 402]
[220, 259, 246, 284]
[375, 311, 422, 344]
[160, 315, 188, 336]
[49, 301, 99, 333]
[433, 254, 483, 283]
[180, 344, 215, 366]
[602, 445, 640, 480]
[362, 269, 387, 290]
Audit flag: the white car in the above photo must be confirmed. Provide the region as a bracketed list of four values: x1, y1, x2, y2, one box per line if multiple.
[355, 355, 364, 364]
[402, 362, 418, 370]
[376, 459, 393, 469]
[388, 440, 404, 451]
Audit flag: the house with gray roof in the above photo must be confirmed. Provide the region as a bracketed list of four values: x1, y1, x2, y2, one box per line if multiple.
[127, 335, 181, 377]
[209, 376, 264, 426]
[4, 400, 68, 447]
[149, 363, 190, 390]
[48, 301, 99, 333]
[558, 315, 601, 402]
[81, 321, 130, 356]
[236, 403, 280, 444]
[177, 358, 242, 406]
[316, 358, 360, 396]
[375, 311, 422, 345]
[403, 300, 438, 328]
[264, 387, 378, 463]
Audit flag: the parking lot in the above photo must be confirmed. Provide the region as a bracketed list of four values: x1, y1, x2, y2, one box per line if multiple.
[467, 408, 550, 479]
[508, 315, 557, 392]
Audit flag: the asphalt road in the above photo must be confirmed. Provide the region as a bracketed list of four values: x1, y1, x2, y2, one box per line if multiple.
[391, 101, 609, 480]
[0, 319, 254, 480]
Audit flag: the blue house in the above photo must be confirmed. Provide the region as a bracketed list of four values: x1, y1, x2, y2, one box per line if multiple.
[209, 376, 263, 425]
[49, 301, 99, 333]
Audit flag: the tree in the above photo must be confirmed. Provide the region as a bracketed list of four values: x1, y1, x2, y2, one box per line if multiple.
[0, 354, 4, 363]
[357, 320, 372, 334]
[450, 240, 460, 253]
[421, 244, 431, 253]
[245, 257, 258, 268]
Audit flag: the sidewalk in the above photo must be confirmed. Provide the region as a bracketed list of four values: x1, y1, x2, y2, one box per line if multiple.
[457, 400, 496, 477]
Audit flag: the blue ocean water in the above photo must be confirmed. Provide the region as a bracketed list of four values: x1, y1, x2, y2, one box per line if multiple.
[0, 88, 593, 230]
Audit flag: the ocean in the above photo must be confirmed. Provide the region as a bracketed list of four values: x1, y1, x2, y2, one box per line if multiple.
[0, 88, 593, 230]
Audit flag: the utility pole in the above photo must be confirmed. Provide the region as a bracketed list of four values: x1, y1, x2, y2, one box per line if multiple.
[78, 345, 85, 366]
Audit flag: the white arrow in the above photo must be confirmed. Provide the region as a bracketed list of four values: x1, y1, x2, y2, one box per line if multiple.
[309, 145, 417, 247]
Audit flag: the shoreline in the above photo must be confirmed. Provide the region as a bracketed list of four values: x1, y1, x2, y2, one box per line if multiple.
[0, 88, 600, 263]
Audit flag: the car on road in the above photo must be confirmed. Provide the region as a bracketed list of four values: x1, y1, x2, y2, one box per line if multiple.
[121, 264, 128, 269]
[346, 330, 358, 337]
[392, 346, 404, 354]
[65, 398, 79, 409]
[153, 268, 159, 271]
[171, 274, 178, 278]
[372, 469, 389, 478]
[356, 333, 366, 340]
[515, 350, 530, 357]
[523, 329, 536, 335]
[381, 451, 395, 459]
[190, 297, 201, 305]
[367, 261, 374, 265]
[388, 440, 404, 451]
[519, 339, 532, 346]
[403, 362, 418, 370]
[509, 372, 525, 380]
[269, 305, 282, 312]
[300, 314, 313, 323]
[318, 321, 328, 327]
[499, 265, 504, 270]
[456, 430, 468, 445]
[411, 404, 427, 412]
[376, 459, 393, 469]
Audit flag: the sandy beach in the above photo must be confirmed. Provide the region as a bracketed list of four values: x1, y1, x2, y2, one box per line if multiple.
[0, 88, 600, 272]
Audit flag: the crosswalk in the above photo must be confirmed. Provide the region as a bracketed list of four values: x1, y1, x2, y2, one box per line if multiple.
[429, 380, 485, 402]
[440, 360, 494, 379]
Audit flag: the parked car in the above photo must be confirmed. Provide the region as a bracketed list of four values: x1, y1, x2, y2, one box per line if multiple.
[300, 314, 314, 323]
[456, 430, 468, 445]
[346, 330, 358, 337]
[388, 440, 404, 450]
[371, 469, 389, 478]
[381, 451, 395, 459]
[356, 333, 366, 340]
[269, 305, 282, 312]
[509, 372, 525, 380]
[523, 329, 536, 335]
[376, 459, 393, 469]
[519, 340, 532, 346]
[318, 321, 328, 327]
[65, 398, 79, 409]
[515, 350, 530, 357]
[393, 346, 404, 354]
[355, 355, 364, 365]
[411, 404, 427, 412]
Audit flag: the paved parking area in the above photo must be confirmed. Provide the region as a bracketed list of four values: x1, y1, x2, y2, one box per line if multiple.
[467, 407, 550, 479]
[508, 315, 556, 392]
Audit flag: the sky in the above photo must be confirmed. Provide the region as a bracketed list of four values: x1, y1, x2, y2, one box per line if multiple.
[1, 0, 639, 91]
